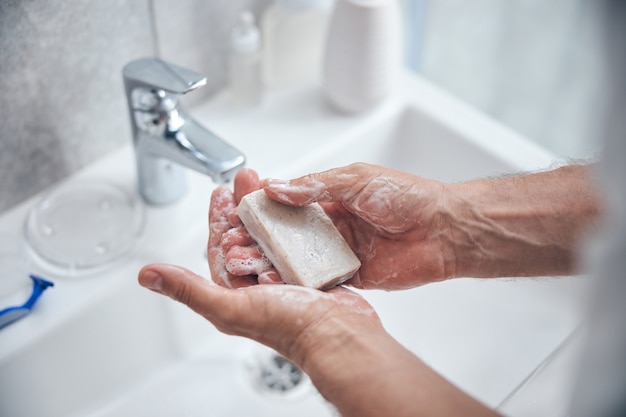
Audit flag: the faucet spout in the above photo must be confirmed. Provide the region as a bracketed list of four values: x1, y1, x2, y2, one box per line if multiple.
[123, 58, 246, 205]
[162, 121, 245, 183]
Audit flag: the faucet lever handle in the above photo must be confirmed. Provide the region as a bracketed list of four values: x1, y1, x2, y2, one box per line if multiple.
[123, 57, 207, 95]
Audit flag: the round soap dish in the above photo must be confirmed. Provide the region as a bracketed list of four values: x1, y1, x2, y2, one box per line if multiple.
[24, 181, 145, 277]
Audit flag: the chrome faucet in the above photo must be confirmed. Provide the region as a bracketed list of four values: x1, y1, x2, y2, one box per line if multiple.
[123, 57, 246, 205]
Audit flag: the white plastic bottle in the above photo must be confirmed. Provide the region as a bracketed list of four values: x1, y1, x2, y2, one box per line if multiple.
[323, 0, 402, 113]
[229, 11, 262, 106]
[262, 0, 333, 89]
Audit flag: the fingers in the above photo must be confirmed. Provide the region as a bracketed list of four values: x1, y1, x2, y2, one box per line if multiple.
[224, 242, 283, 284]
[234, 168, 261, 204]
[258, 269, 282, 284]
[208, 186, 237, 287]
[263, 163, 376, 206]
[208, 169, 262, 288]
[221, 227, 254, 251]
[138, 264, 334, 359]
[228, 168, 261, 227]
[264, 163, 424, 235]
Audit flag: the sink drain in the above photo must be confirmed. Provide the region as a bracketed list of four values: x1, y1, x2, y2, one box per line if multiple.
[245, 347, 342, 415]
[251, 351, 307, 395]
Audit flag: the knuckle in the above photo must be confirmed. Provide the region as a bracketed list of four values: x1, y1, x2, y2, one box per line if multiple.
[170, 279, 195, 307]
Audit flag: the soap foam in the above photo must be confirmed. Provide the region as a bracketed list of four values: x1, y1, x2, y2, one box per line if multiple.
[212, 186, 236, 214]
[265, 177, 329, 205]
[333, 294, 377, 317]
[208, 186, 238, 288]
[220, 227, 253, 251]
[335, 173, 359, 182]
[210, 248, 232, 288]
[271, 285, 324, 305]
[350, 177, 411, 234]
[260, 280, 375, 318]
[226, 249, 272, 275]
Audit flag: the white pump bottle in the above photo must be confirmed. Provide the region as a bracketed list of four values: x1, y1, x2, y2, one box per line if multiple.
[262, 0, 333, 89]
[229, 11, 262, 106]
[323, 0, 402, 113]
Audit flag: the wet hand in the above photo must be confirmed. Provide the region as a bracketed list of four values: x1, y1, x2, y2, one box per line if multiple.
[207, 169, 282, 288]
[262, 163, 457, 289]
[138, 264, 382, 365]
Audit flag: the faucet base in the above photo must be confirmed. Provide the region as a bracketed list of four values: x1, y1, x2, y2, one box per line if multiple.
[138, 155, 188, 206]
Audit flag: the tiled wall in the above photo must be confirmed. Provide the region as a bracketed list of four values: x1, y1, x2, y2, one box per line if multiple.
[0, 0, 270, 213]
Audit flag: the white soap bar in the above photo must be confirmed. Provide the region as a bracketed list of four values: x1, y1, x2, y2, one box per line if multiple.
[237, 190, 361, 289]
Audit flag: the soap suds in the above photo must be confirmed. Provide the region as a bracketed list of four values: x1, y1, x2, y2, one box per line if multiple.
[228, 210, 243, 227]
[351, 177, 398, 215]
[350, 177, 411, 234]
[271, 285, 324, 305]
[208, 186, 238, 288]
[209, 190, 236, 237]
[220, 227, 253, 251]
[265, 178, 329, 205]
[333, 294, 377, 317]
[210, 248, 232, 288]
[335, 173, 359, 182]
[226, 245, 272, 275]
[211, 186, 237, 214]
[275, 192, 295, 205]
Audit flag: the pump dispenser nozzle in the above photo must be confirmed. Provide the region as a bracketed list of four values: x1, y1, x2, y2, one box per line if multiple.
[231, 12, 261, 54]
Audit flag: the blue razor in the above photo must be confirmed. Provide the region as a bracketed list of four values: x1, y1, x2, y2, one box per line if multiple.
[0, 275, 54, 329]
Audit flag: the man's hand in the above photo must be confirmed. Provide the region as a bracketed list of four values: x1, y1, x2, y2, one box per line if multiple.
[262, 163, 457, 289]
[138, 263, 382, 368]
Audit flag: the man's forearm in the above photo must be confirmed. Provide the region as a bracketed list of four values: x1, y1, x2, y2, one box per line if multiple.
[300, 319, 500, 417]
[445, 165, 600, 278]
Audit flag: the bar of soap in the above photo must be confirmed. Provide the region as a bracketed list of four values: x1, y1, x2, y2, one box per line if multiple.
[237, 189, 361, 289]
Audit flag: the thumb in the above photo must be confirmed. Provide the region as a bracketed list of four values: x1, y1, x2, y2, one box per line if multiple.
[138, 263, 245, 328]
[262, 163, 379, 206]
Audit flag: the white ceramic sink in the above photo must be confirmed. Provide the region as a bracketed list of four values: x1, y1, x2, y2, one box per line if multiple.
[0, 71, 587, 417]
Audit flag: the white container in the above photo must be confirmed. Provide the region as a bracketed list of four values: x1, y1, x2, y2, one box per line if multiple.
[323, 0, 402, 113]
[262, 0, 333, 89]
[229, 11, 263, 106]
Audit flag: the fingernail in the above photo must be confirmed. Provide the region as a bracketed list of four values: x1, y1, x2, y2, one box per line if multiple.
[140, 270, 163, 293]
[258, 270, 283, 285]
[263, 179, 297, 204]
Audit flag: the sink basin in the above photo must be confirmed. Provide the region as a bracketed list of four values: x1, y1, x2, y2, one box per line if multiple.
[0, 71, 587, 417]
[88, 344, 335, 417]
[272, 105, 585, 407]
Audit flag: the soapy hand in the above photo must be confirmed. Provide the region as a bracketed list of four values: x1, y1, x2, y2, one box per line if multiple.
[212, 164, 455, 290]
[207, 169, 283, 288]
[137, 263, 496, 417]
[138, 166, 387, 408]
[138, 263, 382, 368]
[137, 162, 595, 417]
[263, 163, 457, 290]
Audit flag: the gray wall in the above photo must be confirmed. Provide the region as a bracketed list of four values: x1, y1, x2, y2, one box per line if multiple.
[0, 0, 610, 213]
[419, 0, 608, 160]
[0, 0, 270, 213]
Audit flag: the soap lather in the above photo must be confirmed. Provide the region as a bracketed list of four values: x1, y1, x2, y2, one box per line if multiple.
[238, 190, 361, 289]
